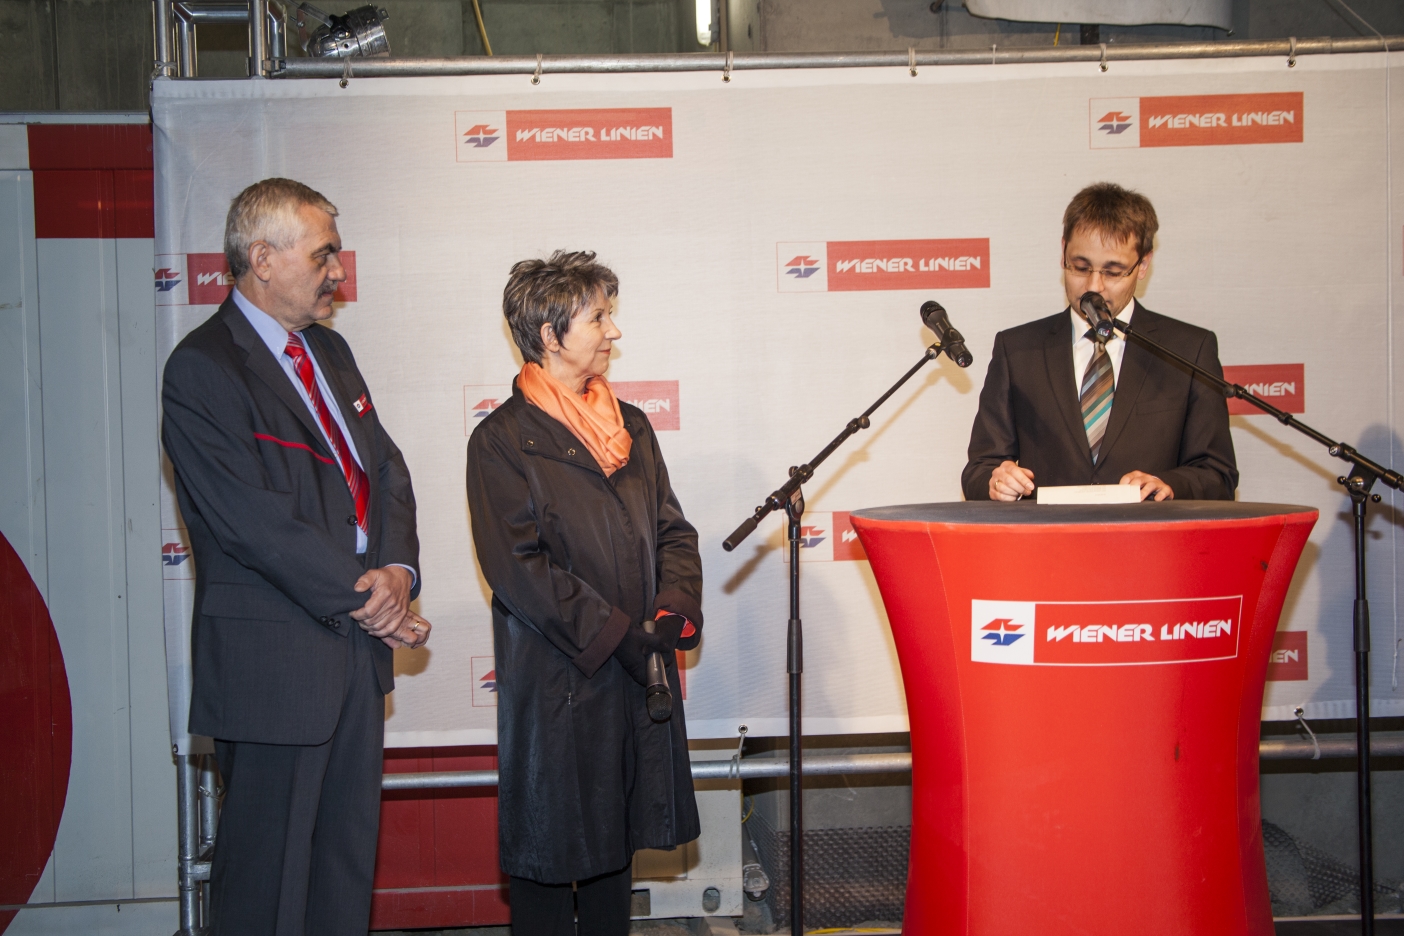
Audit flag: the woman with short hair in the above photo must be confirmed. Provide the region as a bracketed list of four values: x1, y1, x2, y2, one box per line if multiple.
[466, 250, 703, 936]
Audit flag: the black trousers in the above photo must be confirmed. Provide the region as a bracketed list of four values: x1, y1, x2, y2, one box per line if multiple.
[210, 627, 385, 936]
[509, 863, 633, 936]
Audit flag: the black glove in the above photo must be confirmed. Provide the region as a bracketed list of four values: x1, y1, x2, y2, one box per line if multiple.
[653, 613, 686, 653]
[613, 623, 669, 686]
[654, 588, 703, 651]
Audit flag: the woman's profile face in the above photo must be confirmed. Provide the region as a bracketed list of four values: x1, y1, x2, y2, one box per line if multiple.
[543, 290, 621, 388]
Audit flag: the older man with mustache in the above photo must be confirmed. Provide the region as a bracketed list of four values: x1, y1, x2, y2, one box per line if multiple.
[162, 178, 427, 935]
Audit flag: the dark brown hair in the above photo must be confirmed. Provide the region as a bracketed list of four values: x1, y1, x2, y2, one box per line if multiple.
[503, 250, 619, 364]
[1062, 182, 1158, 257]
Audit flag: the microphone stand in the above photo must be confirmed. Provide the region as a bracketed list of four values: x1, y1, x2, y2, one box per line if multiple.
[723, 340, 948, 936]
[1111, 315, 1401, 936]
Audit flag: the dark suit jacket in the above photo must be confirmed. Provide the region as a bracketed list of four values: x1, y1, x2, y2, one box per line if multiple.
[162, 296, 420, 745]
[962, 302, 1238, 501]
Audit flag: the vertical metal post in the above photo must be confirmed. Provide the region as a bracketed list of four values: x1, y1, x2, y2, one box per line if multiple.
[785, 489, 803, 936]
[267, 3, 286, 59]
[176, 753, 203, 935]
[153, 0, 175, 76]
[198, 754, 220, 920]
[249, 0, 268, 76]
[717, 0, 729, 55]
[175, 10, 196, 77]
[1351, 489, 1375, 935]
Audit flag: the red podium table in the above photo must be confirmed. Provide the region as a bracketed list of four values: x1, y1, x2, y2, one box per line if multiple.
[849, 502, 1317, 936]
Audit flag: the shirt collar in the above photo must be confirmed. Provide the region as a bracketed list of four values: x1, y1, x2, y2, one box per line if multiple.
[232, 287, 301, 361]
[1070, 298, 1136, 344]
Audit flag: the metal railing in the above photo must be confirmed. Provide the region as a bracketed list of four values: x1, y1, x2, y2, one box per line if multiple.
[378, 734, 1404, 791]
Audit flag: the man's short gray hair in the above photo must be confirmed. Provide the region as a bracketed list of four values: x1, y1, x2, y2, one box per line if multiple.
[503, 251, 620, 365]
[224, 178, 338, 279]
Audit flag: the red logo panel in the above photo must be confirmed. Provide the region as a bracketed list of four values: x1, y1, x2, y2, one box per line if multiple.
[1141, 93, 1303, 147]
[826, 239, 989, 291]
[832, 511, 867, 562]
[506, 109, 672, 161]
[613, 380, 679, 431]
[1222, 364, 1304, 416]
[1035, 596, 1242, 665]
[186, 253, 236, 305]
[185, 251, 356, 306]
[1267, 631, 1308, 681]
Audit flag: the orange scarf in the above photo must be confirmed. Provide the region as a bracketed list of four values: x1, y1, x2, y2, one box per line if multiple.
[517, 362, 632, 477]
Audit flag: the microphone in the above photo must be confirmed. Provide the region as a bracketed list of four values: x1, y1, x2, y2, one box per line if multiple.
[1079, 291, 1116, 342]
[919, 301, 973, 368]
[642, 617, 672, 722]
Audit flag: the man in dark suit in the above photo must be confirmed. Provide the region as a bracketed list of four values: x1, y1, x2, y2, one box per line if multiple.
[963, 182, 1237, 502]
[162, 178, 429, 935]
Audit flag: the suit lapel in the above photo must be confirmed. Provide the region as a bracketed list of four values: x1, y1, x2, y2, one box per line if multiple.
[1043, 311, 1093, 469]
[220, 300, 333, 458]
[1096, 301, 1151, 464]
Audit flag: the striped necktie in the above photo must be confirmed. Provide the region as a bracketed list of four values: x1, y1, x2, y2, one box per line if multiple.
[1079, 330, 1115, 464]
[285, 331, 369, 532]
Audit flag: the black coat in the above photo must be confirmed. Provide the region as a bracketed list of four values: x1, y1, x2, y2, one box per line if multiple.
[962, 303, 1238, 501]
[466, 382, 703, 883]
[162, 298, 420, 745]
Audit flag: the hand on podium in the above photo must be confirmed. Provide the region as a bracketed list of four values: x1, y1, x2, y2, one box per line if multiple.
[989, 461, 1035, 501]
[1120, 470, 1174, 502]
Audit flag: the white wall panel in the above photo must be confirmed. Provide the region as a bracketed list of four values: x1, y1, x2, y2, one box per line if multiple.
[36, 237, 135, 900]
[115, 237, 177, 896]
[0, 170, 46, 595]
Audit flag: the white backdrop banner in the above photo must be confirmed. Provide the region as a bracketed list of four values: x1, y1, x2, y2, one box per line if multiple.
[153, 52, 1404, 753]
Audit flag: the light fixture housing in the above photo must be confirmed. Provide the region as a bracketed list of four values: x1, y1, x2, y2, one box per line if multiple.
[296, 2, 391, 58]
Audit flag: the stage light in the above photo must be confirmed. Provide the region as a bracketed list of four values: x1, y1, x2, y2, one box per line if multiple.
[695, 0, 713, 47]
[295, 1, 391, 58]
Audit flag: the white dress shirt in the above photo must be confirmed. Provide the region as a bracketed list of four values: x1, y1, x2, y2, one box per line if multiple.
[1070, 302, 1135, 395]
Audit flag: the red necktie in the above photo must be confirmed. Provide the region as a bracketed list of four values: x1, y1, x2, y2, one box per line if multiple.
[285, 332, 369, 533]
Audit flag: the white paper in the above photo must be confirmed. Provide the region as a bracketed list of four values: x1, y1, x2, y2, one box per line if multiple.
[1036, 484, 1144, 505]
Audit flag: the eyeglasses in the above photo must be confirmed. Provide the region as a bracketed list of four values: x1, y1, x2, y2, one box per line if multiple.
[1063, 258, 1142, 280]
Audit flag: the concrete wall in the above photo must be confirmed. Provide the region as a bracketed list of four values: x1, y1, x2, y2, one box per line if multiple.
[4, 0, 1404, 110]
[0, 0, 154, 111]
[726, 0, 1404, 53]
[1262, 755, 1404, 886]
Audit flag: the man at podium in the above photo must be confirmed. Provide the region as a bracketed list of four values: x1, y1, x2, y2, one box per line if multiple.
[962, 182, 1238, 503]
